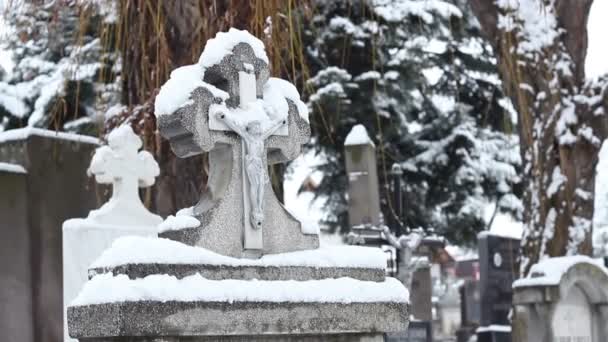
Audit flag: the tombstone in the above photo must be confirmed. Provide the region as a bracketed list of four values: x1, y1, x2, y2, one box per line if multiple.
[344, 124, 381, 228]
[456, 279, 481, 342]
[512, 256, 608, 342]
[385, 320, 432, 342]
[0, 128, 101, 342]
[476, 232, 520, 342]
[408, 258, 433, 321]
[67, 28, 409, 341]
[62, 125, 161, 342]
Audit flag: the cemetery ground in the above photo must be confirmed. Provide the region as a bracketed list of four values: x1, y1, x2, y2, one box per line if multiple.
[1, 2, 608, 342]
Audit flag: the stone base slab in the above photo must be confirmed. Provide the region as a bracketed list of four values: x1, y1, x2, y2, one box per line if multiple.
[68, 301, 408, 340]
[74, 333, 383, 341]
[90, 263, 384, 282]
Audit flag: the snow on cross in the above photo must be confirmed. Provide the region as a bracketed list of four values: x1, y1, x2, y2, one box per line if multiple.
[86, 125, 161, 227]
[155, 28, 318, 258]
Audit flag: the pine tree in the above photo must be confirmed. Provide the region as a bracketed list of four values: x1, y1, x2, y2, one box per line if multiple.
[0, 1, 121, 134]
[301, 0, 522, 244]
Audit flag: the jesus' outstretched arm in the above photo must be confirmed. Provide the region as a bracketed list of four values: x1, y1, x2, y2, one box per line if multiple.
[262, 118, 287, 140]
[215, 111, 247, 137]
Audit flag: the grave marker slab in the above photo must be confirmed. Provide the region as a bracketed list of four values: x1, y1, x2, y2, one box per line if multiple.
[512, 256, 608, 342]
[62, 125, 161, 342]
[344, 124, 381, 228]
[408, 260, 433, 322]
[385, 320, 432, 342]
[477, 232, 520, 342]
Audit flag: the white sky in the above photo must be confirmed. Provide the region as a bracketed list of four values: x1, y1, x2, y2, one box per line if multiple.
[586, 0, 608, 79]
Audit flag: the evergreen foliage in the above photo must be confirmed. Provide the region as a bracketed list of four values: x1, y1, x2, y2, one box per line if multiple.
[0, 1, 120, 134]
[301, 0, 522, 244]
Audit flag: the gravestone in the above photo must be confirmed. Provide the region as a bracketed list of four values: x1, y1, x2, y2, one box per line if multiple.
[409, 259, 433, 322]
[344, 124, 381, 228]
[67, 28, 409, 341]
[62, 125, 161, 342]
[385, 320, 432, 342]
[456, 279, 481, 342]
[512, 256, 608, 342]
[0, 128, 101, 342]
[476, 232, 520, 342]
[155, 29, 317, 258]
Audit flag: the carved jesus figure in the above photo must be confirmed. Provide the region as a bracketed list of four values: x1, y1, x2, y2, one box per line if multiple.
[216, 111, 286, 228]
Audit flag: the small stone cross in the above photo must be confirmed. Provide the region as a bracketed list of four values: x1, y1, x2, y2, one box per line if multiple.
[87, 125, 161, 227]
[157, 31, 318, 258]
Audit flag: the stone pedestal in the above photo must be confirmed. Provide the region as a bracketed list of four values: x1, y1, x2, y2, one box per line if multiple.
[62, 221, 157, 342]
[62, 125, 162, 342]
[67, 237, 409, 341]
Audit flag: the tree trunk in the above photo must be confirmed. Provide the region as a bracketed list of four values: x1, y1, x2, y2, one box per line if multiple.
[469, 0, 608, 275]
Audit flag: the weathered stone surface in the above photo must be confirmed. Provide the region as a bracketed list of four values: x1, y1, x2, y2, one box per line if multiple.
[0, 131, 102, 342]
[157, 43, 318, 258]
[409, 264, 432, 322]
[76, 333, 384, 341]
[344, 127, 381, 228]
[68, 301, 408, 340]
[512, 259, 608, 342]
[90, 263, 384, 282]
[0, 168, 33, 342]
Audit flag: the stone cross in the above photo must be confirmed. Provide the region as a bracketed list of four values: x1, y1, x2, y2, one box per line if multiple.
[157, 37, 318, 258]
[87, 125, 160, 226]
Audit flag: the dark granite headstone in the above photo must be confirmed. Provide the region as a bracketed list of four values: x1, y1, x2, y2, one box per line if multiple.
[0, 129, 101, 342]
[456, 279, 480, 342]
[385, 320, 432, 342]
[478, 233, 519, 327]
[476, 233, 519, 342]
[477, 328, 511, 342]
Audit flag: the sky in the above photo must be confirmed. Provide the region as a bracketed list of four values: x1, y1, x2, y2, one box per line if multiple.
[586, 0, 608, 79]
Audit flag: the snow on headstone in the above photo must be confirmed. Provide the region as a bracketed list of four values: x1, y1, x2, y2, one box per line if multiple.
[344, 124, 375, 146]
[62, 124, 161, 342]
[154, 28, 308, 125]
[344, 123, 381, 227]
[86, 125, 161, 226]
[155, 28, 318, 258]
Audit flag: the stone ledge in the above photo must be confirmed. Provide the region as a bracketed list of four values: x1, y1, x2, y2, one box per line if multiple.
[75, 333, 384, 341]
[89, 263, 385, 282]
[68, 301, 408, 339]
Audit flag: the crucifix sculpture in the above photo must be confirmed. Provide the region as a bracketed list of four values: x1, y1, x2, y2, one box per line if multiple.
[156, 32, 319, 258]
[213, 67, 287, 229]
